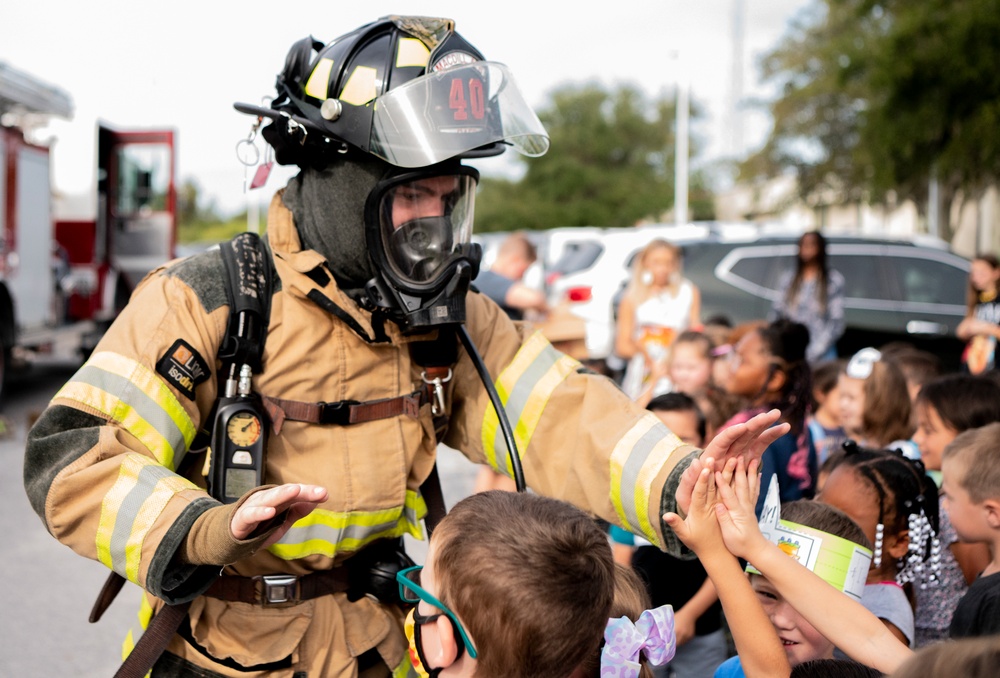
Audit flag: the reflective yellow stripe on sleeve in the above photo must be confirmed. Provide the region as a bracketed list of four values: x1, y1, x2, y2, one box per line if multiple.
[480, 331, 579, 477]
[268, 490, 427, 560]
[97, 453, 199, 582]
[55, 351, 197, 470]
[609, 414, 686, 548]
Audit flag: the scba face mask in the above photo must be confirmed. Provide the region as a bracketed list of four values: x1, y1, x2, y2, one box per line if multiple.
[363, 165, 481, 331]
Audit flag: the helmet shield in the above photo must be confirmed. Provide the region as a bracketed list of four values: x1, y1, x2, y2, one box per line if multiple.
[369, 168, 478, 292]
[369, 61, 549, 167]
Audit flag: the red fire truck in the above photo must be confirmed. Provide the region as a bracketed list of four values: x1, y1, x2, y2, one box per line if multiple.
[0, 62, 177, 406]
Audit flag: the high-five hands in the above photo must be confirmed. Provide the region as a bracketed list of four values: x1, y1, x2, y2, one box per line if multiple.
[677, 409, 787, 515]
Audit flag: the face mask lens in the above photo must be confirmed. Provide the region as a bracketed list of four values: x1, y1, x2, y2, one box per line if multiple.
[379, 173, 475, 287]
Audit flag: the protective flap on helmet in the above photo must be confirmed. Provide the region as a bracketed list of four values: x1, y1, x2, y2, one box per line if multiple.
[369, 61, 549, 168]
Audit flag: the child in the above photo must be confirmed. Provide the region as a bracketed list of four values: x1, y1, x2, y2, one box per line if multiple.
[836, 348, 918, 458]
[398, 490, 617, 677]
[807, 359, 846, 464]
[668, 331, 715, 398]
[910, 374, 1000, 646]
[891, 635, 1000, 677]
[956, 253, 1000, 375]
[720, 318, 817, 513]
[676, 457, 914, 676]
[665, 459, 881, 677]
[625, 393, 728, 678]
[940, 423, 1000, 639]
[816, 444, 940, 647]
[573, 564, 667, 678]
[879, 342, 942, 405]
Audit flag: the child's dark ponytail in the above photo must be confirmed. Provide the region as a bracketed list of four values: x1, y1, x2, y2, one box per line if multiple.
[838, 441, 941, 589]
[759, 318, 812, 436]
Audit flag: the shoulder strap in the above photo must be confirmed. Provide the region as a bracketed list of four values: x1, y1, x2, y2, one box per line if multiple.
[91, 233, 275, 658]
[218, 232, 273, 373]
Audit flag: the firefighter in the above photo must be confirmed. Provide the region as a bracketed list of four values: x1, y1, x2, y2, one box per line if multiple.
[23, 16, 786, 678]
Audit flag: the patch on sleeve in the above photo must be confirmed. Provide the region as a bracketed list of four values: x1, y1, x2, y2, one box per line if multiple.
[156, 339, 211, 400]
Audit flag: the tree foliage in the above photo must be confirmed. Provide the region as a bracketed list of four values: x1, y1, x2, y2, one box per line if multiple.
[475, 82, 714, 233]
[740, 0, 1000, 235]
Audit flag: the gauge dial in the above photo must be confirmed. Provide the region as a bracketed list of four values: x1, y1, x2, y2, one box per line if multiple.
[226, 411, 262, 448]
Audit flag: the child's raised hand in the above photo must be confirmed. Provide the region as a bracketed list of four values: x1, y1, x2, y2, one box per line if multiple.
[664, 458, 727, 557]
[714, 457, 768, 561]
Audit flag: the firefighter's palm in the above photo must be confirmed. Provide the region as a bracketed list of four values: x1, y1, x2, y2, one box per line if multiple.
[231, 484, 329, 541]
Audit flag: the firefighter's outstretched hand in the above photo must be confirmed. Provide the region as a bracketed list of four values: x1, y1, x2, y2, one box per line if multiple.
[231, 483, 329, 546]
[677, 409, 787, 515]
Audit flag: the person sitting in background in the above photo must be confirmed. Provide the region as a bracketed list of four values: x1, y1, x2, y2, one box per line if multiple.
[770, 231, 845, 363]
[473, 231, 548, 321]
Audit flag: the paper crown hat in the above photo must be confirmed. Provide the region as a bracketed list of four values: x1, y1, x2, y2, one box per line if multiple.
[746, 475, 873, 601]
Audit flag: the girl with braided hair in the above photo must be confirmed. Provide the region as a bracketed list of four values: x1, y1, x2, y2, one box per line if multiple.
[817, 443, 941, 647]
[719, 318, 817, 515]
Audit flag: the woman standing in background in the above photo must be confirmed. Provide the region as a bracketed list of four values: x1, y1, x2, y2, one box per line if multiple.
[616, 239, 701, 399]
[771, 231, 845, 363]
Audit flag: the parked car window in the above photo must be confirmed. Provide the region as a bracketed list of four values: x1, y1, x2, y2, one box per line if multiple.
[884, 255, 969, 306]
[550, 241, 604, 276]
[827, 254, 890, 300]
[729, 254, 792, 293]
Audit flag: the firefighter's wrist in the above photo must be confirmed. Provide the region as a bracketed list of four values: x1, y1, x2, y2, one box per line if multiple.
[178, 485, 286, 565]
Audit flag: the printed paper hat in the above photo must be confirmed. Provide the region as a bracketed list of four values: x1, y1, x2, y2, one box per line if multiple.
[746, 475, 873, 601]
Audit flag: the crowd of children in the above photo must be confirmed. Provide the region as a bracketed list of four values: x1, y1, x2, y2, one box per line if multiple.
[395, 251, 1000, 677]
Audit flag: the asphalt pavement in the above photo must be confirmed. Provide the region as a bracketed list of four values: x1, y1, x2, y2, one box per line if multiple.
[0, 357, 479, 676]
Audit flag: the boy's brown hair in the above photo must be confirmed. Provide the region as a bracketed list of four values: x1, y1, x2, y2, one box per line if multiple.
[780, 500, 873, 551]
[893, 634, 1000, 678]
[432, 491, 615, 678]
[942, 422, 1000, 503]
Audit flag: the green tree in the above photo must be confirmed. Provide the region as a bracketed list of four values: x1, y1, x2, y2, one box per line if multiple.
[475, 82, 713, 232]
[741, 0, 1000, 238]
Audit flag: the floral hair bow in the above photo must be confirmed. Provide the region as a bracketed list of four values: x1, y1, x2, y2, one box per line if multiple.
[599, 605, 676, 677]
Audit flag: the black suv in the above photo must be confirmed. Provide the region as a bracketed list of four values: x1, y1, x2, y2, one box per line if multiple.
[613, 230, 971, 370]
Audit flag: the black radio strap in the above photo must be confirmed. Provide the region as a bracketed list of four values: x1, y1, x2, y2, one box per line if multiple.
[99, 233, 275, 678]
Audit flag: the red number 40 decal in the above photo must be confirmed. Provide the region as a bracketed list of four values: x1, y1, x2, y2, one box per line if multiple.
[449, 78, 485, 121]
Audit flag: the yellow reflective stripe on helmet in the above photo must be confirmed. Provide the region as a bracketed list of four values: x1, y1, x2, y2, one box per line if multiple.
[480, 331, 578, 476]
[340, 65, 378, 106]
[97, 453, 198, 581]
[304, 57, 334, 100]
[268, 490, 427, 560]
[396, 37, 430, 68]
[609, 414, 684, 548]
[55, 351, 196, 470]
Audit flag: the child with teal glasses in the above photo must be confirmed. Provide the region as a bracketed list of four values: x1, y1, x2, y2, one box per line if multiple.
[396, 490, 675, 678]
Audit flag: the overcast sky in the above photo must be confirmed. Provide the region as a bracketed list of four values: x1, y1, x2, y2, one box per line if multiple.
[1, 0, 813, 219]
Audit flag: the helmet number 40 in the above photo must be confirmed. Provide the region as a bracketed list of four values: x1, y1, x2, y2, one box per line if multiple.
[449, 78, 485, 121]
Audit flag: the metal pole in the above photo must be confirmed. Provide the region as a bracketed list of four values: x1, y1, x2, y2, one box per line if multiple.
[675, 54, 689, 226]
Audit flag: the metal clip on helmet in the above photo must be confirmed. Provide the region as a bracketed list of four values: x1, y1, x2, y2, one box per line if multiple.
[235, 15, 549, 170]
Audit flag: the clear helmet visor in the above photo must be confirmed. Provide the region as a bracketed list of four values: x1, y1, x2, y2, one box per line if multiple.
[378, 173, 477, 287]
[370, 61, 549, 168]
